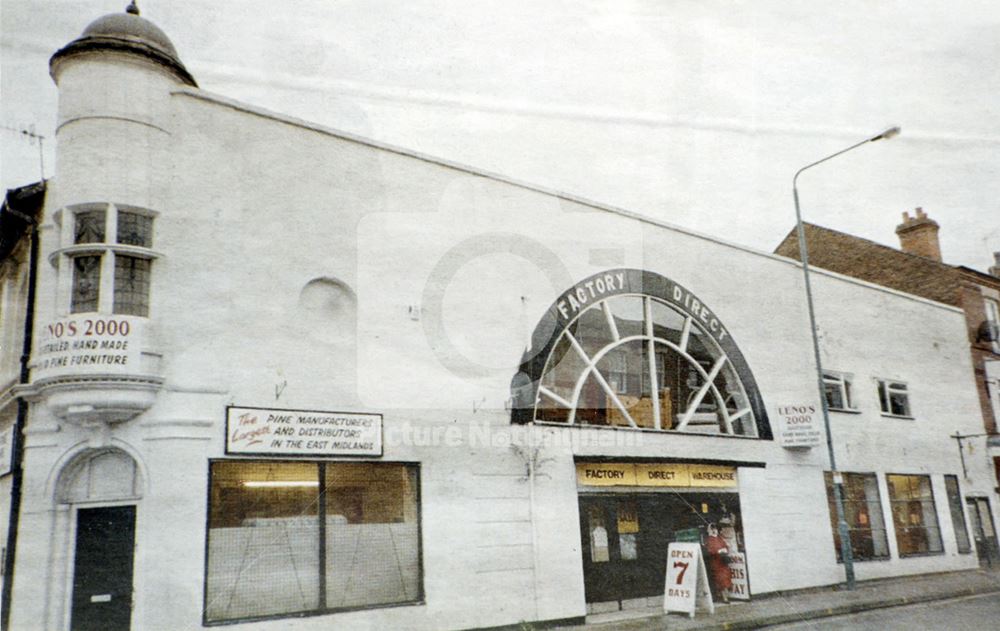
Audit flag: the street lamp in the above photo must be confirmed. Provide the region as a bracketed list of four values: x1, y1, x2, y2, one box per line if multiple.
[792, 126, 900, 591]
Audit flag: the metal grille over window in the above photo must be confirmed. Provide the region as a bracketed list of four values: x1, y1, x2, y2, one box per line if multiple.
[116, 211, 153, 247]
[944, 475, 971, 553]
[535, 294, 757, 436]
[113, 256, 150, 316]
[886, 474, 943, 556]
[823, 472, 889, 561]
[205, 460, 421, 623]
[71, 255, 101, 313]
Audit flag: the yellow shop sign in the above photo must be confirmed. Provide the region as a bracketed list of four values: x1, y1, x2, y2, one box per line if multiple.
[577, 462, 737, 488]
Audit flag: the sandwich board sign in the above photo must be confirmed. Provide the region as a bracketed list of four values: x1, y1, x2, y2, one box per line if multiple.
[663, 542, 714, 617]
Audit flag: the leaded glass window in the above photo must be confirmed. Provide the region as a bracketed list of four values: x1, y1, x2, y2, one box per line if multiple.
[116, 210, 153, 247]
[71, 255, 101, 313]
[74, 210, 105, 244]
[114, 256, 150, 316]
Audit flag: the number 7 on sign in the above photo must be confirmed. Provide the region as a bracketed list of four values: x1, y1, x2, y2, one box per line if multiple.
[673, 561, 689, 583]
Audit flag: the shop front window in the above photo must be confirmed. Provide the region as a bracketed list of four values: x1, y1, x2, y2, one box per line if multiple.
[886, 474, 943, 556]
[823, 472, 889, 561]
[205, 460, 421, 623]
[535, 294, 757, 436]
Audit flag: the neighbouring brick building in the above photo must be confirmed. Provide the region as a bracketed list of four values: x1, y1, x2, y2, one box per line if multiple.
[775, 209, 1000, 566]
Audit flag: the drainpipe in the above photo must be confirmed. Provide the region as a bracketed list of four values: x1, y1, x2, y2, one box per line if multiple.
[1, 203, 40, 631]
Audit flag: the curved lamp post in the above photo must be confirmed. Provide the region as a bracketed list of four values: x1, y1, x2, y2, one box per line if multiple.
[793, 126, 900, 590]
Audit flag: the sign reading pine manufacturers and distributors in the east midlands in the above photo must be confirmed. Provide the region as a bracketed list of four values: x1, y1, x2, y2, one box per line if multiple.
[226, 406, 383, 457]
[775, 403, 823, 448]
[34, 315, 143, 380]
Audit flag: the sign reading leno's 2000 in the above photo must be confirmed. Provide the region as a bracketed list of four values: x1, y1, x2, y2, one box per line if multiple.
[33, 315, 143, 380]
[226, 406, 383, 457]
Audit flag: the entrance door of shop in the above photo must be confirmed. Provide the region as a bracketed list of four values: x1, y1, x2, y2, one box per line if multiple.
[70, 505, 137, 631]
[966, 497, 999, 568]
[578, 493, 742, 605]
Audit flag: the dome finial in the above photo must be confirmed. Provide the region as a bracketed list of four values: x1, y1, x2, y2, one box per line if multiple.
[126, 1, 139, 15]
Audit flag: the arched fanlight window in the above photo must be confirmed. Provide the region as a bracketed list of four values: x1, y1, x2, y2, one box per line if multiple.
[511, 269, 771, 439]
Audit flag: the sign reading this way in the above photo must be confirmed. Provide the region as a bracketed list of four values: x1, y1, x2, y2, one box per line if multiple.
[226, 406, 382, 457]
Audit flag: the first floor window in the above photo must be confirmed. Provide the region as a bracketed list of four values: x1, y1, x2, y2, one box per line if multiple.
[823, 372, 855, 411]
[944, 475, 971, 553]
[64, 204, 156, 316]
[886, 474, 943, 556]
[70, 255, 101, 313]
[113, 256, 151, 316]
[876, 380, 911, 417]
[205, 460, 421, 623]
[824, 472, 889, 561]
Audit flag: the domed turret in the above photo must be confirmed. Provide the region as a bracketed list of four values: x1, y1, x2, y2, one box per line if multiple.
[50, 2, 196, 86]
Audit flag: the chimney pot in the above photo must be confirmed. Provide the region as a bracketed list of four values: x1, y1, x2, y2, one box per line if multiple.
[895, 207, 942, 261]
[990, 251, 1000, 278]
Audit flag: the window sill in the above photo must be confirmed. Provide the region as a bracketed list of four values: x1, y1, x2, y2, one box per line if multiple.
[880, 413, 915, 420]
[204, 599, 426, 627]
[835, 555, 890, 564]
[898, 551, 945, 558]
[828, 408, 861, 415]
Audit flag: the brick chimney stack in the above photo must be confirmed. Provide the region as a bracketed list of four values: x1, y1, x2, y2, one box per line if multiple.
[990, 252, 1000, 278]
[895, 207, 942, 261]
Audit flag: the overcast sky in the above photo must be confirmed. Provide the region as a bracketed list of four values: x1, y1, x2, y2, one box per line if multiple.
[2, 1, 998, 269]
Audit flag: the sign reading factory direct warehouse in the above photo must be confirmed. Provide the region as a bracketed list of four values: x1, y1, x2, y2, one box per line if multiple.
[576, 462, 738, 488]
[226, 406, 383, 457]
[33, 315, 143, 380]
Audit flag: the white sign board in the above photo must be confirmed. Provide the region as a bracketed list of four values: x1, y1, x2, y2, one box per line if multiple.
[775, 403, 823, 448]
[724, 552, 750, 601]
[664, 542, 714, 617]
[226, 406, 382, 457]
[34, 315, 143, 380]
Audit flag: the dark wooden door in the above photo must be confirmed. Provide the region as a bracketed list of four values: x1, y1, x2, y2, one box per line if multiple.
[70, 506, 136, 631]
[966, 497, 999, 568]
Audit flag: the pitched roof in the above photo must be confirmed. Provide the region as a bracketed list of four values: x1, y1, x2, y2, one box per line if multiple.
[773, 222, 961, 306]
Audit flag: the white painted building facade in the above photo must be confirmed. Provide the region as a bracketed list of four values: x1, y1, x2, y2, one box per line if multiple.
[2, 7, 997, 631]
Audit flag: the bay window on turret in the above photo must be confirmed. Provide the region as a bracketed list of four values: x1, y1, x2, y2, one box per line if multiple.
[57, 203, 157, 316]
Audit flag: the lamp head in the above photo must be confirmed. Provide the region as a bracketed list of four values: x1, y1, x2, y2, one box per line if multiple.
[870, 126, 901, 142]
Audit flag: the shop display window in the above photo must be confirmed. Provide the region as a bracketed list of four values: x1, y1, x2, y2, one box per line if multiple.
[823, 472, 889, 562]
[876, 380, 911, 417]
[205, 460, 421, 623]
[822, 372, 856, 412]
[886, 474, 943, 556]
[944, 475, 971, 553]
[535, 294, 757, 436]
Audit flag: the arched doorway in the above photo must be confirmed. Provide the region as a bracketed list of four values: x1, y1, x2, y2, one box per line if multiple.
[57, 448, 142, 631]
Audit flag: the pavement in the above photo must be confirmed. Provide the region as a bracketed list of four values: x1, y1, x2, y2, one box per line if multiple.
[565, 567, 1000, 630]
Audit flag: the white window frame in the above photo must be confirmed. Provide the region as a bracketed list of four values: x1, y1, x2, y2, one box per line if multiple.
[876, 379, 913, 418]
[52, 203, 159, 317]
[823, 371, 858, 413]
[985, 297, 1000, 354]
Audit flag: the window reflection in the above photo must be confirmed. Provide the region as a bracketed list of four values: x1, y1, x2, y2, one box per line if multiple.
[535, 295, 755, 436]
